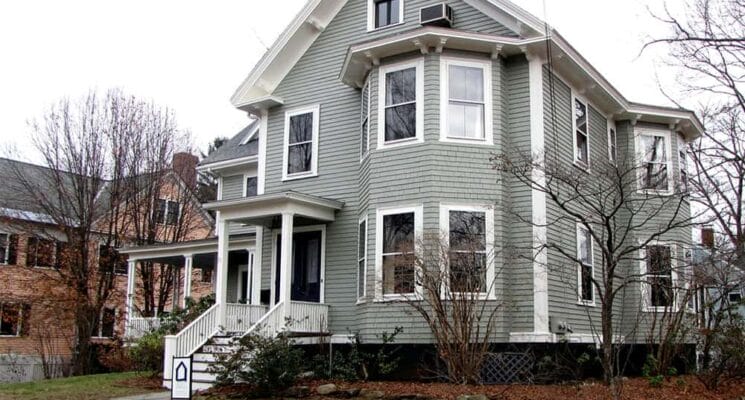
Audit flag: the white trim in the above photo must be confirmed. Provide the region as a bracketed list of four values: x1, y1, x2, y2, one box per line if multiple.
[196, 155, 259, 172]
[640, 242, 678, 313]
[357, 215, 369, 302]
[635, 127, 674, 195]
[571, 91, 591, 170]
[377, 58, 425, 150]
[527, 55, 550, 334]
[258, 110, 268, 195]
[282, 104, 320, 181]
[217, 176, 224, 201]
[374, 205, 423, 301]
[439, 204, 496, 299]
[607, 119, 617, 165]
[678, 132, 689, 193]
[270, 224, 327, 305]
[242, 173, 258, 197]
[360, 77, 372, 161]
[576, 223, 596, 306]
[439, 56, 494, 145]
[367, 0, 405, 32]
[239, 123, 260, 145]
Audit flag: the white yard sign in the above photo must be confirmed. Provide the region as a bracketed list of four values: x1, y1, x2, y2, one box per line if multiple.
[171, 356, 192, 400]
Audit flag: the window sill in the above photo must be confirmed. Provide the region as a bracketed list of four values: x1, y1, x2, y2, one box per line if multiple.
[282, 172, 318, 182]
[636, 189, 674, 197]
[577, 300, 596, 307]
[374, 294, 421, 302]
[573, 160, 590, 173]
[367, 21, 405, 33]
[643, 306, 674, 313]
[378, 137, 423, 150]
[440, 136, 493, 146]
[0, 334, 20, 338]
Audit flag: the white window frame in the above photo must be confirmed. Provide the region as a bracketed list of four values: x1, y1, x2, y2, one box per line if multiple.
[357, 215, 368, 302]
[243, 173, 258, 197]
[361, 78, 372, 161]
[377, 59, 424, 150]
[375, 205, 423, 301]
[0, 232, 9, 265]
[91, 307, 117, 339]
[0, 303, 22, 337]
[678, 133, 689, 193]
[572, 93, 591, 169]
[576, 223, 596, 306]
[607, 119, 617, 165]
[640, 242, 677, 313]
[635, 128, 674, 195]
[439, 56, 493, 145]
[367, 0, 405, 32]
[439, 204, 495, 299]
[282, 104, 320, 181]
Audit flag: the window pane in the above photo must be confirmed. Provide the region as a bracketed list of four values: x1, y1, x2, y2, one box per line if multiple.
[289, 113, 313, 144]
[581, 264, 593, 301]
[0, 304, 20, 336]
[449, 65, 483, 102]
[643, 163, 669, 190]
[383, 254, 415, 294]
[386, 68, 416, 106]
[575, 100, 587, 134]
[288, 143, 313, 174]
[641, 135, 667, 163]
[449, 211, 486, 251]
[0, 233, 7, 264]
[361, 120, 369, 155]
[375, 0, 389, 28]
[650, 276, 672, 307]
[648, 246, 672, 274]
[358, 220, 366, 259]
[245, 177, 258, 197]
[576, 132, 588, 164]
[389, 0, 400, 24]
[358, 260, 365, 298]
[578, 227, 592, 265]
[155, 199, 166, 224]
[450, 252, 486, 293]
[101, 308, 116, 338]
[36, 239, 55, 268]
[166, 201, 179, 225]
[448, 103, 484, 139]
[383, 213, 414, 254]
[385, 103, 416, 141]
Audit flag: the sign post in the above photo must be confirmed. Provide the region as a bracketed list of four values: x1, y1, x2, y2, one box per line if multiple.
[171, 356, 192, 400]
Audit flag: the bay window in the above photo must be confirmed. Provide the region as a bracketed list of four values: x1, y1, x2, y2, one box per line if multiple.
[378, 60, 423, 147]
[638, 130, 672, 192]
[377, 206, 421, 298]
[441, 58, 492, 143]
[283, 105, 320, 180]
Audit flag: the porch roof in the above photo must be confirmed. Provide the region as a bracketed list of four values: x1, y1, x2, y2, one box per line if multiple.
[118, 235, 255, 261]
[203, 191, 344, 223]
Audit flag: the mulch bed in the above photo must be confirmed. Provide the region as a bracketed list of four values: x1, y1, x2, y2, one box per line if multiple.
[203, 376, 745, 400]
[113, 374, 165, 391]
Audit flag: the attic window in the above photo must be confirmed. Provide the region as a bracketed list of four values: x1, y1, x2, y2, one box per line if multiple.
[368, 0, 403, 31]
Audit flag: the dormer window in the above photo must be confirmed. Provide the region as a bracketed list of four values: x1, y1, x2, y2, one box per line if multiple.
[368, 0, 403, 31]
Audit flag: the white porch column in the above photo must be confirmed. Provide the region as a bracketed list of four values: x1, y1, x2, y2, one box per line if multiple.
[182, 254, 193, 308]
[279, 213, 294, 310]
[215, 220, 230, 325]
[125, 259, 137, 337]
[251, 227, 263, 305]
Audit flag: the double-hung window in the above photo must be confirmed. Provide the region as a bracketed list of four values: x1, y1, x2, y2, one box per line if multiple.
[576, 224, 594, 304]
[245, 175, 258, 197]
[0, 233, 9, 264]
[638, 130, 672, 193]
[678, 134, 688, 192]
[155, 199, 179, 225]
[27, 237, 55, 268]
[608, 120, 617, 164]
[0, 303, 22, 336]
[378, 60, 423, 147]
[368, 0, 403, 30]
[377, 206, 421, 298]
[573, 96, 590, 168]
[92, 307, 116, 338]
[441, 58, 492, 143]
[361, 80, 371, 159]
[446, 208, 491, 294]
[644, 245, 674, 310]
[357, 217, 368, 300]
[283, 105, 320, 180]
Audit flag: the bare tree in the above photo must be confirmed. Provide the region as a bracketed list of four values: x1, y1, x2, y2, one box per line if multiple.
[492, 151, 697, 399]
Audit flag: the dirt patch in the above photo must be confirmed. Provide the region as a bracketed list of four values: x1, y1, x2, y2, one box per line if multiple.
[112, 374, 164, 391]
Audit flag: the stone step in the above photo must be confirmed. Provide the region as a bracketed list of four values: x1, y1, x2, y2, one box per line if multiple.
[193, 353, 217, 363]
[192, 371, 218, 383]
[192, 361, 212, 373]
[209, 336, 238, 346]
[200, 345, 237, 354]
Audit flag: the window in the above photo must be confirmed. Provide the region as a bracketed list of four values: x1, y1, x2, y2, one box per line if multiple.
[729, 291, 742, 303]
[573, 97, 590, 167]
[377, 206, 421, 298]
[99, 245, 128, 275]
[441, 58, 492, 143]
[0, 303, 22, 336]
[577, 224, 594, 304]
[357, 217, 367, 300]
[283, 105, 320, 180]
[368, 0, 403, 30]
[245, 176, 258, 197]
[361, 80, 371, 159]
[378, 60, 423, 147]
[0, 233, 8, 264]
[154, 199, 180, 225]
[638, 130, 672, 192]
[678, 134, 688, 192]
[92, 308, 116, 338]
[608, 121, 617, 164]
[27, 237, 55, 268]
[645, 245, 673, 309]
[448, 210, 487, 293]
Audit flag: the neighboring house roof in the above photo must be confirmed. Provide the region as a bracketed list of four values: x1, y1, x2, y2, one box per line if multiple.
[198, 121, 259, 169]
[229, 0, 703, 140]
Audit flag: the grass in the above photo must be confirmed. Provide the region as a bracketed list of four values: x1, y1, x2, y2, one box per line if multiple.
[0, 372, 163, 400]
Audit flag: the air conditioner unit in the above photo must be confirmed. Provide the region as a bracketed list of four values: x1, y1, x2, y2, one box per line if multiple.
[420, 3, 454, 27]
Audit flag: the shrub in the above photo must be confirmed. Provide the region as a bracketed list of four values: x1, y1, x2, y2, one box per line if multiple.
[211, 331, 304, 396]
[129, 331, 166, 374]
[312, 327, 402, 381]
[98, 340, 135, 372]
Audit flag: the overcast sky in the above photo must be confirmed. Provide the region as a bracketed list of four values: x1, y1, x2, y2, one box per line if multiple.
[0, 0, 684, 159]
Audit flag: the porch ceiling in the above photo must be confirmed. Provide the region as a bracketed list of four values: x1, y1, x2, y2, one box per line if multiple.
[203, 191, 344, 223]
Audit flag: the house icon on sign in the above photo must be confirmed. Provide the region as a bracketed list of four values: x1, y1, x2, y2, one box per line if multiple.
[175, 361, 188, 382]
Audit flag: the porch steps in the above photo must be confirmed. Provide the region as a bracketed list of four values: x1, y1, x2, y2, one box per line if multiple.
[191, 332, 243, 391]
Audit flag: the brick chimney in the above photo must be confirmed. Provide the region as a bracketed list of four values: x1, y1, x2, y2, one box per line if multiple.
[701, 226, 715, 249]
[172, 152, 198, 189]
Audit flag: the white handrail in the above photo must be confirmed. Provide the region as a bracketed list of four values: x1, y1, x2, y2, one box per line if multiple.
[173, 303, 220, 357]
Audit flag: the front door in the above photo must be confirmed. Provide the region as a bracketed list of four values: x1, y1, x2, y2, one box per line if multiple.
[275, 230, 322, 303]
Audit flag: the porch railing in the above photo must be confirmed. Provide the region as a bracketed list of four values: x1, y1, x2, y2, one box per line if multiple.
[127, 317, 161, 339]
[225, 303, 268, 332]
[287, 301, 329, 334]
[171, 303, 220, 357]
[243, 301, 285, 337]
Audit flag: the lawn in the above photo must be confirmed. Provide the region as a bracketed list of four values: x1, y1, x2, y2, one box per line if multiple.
[0, 372, 164, 400]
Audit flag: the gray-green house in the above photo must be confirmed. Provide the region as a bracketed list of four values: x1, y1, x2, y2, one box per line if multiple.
[120, 0, 703, 389]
